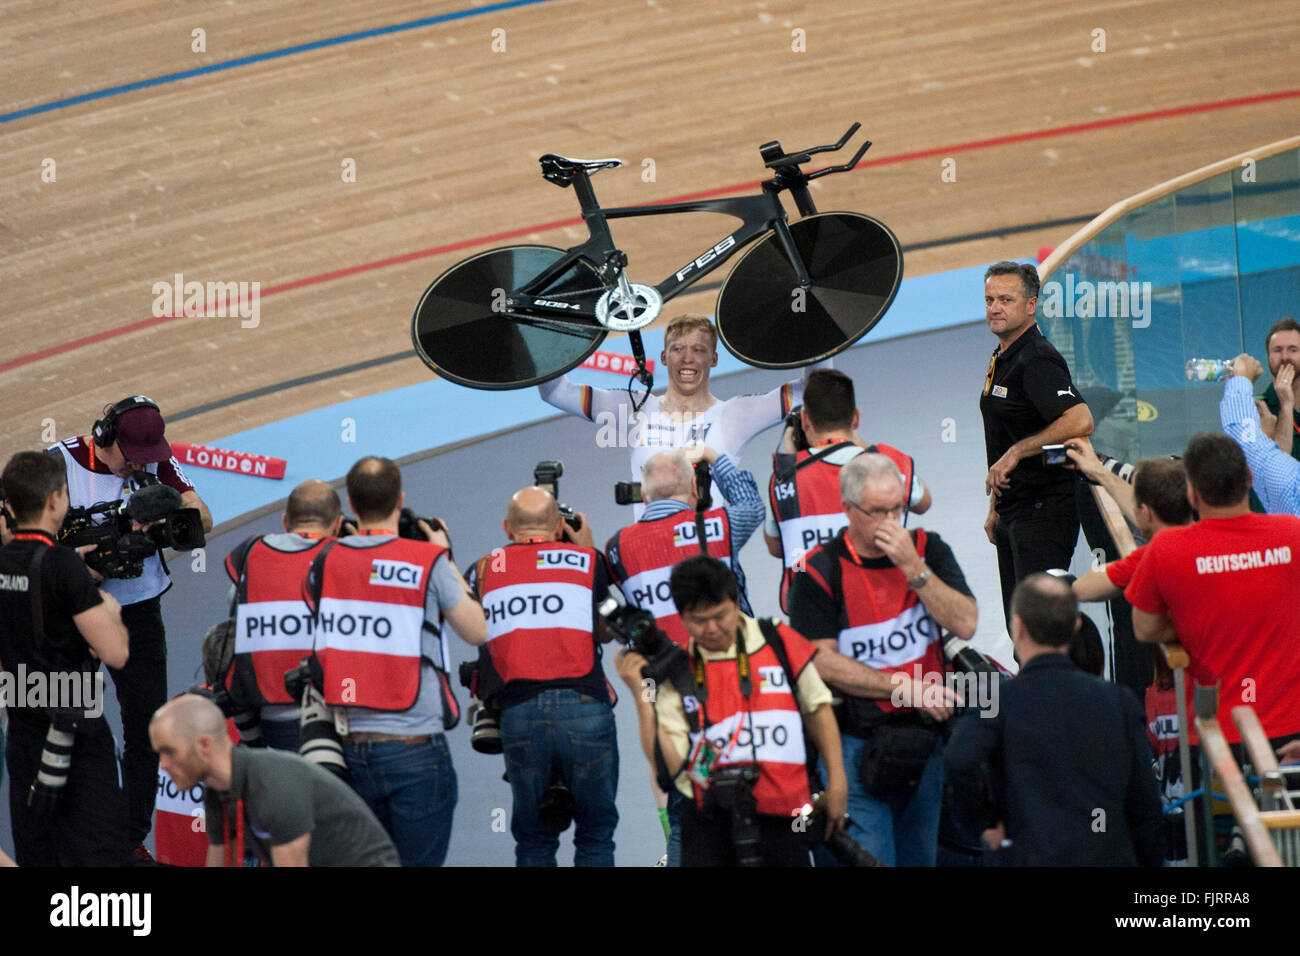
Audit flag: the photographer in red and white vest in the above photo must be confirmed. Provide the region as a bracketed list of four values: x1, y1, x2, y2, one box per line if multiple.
[604, 445, 762, 864]
[616, 555, 848, 867]
[467, 486, 619, 866]
[315, 456, 486, 867]
[50, 395, 213, 862]
[766, 369, 931, 612]
[788, 452, 978, 867]
[224, 480, 344, 753]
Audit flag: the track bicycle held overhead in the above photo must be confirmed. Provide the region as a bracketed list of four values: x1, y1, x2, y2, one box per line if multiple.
[411, 123, 904, 403]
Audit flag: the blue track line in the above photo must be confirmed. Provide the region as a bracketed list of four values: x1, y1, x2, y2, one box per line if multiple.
[1, 0, 554, 124]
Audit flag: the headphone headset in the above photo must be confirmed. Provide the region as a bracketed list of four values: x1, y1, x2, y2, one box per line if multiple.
[91, 395, 160, 448]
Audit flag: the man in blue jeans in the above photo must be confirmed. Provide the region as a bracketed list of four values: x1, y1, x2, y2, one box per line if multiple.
[467, 486, 618, 866]
[316, 457, 487, 866]
[788, 453, 978, 866]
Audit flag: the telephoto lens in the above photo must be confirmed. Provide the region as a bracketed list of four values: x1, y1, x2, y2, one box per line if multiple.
[467, 698, 502, 755]
[942, 636, 1002, 676]
[27, 712, 78, 816]
[297, 681, 349, 779]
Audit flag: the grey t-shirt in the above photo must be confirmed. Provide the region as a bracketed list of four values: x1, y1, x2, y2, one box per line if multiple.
[205, 747, 399, 867]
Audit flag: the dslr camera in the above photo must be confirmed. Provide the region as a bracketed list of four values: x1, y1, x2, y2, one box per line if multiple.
[59, 473, 205, 578]
[534, 460, 582, 532]
[597, 597, 684, 683]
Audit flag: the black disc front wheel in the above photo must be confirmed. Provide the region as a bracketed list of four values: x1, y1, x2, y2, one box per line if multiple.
[715, 212, 903, 368]
[411, 245, 608, 390]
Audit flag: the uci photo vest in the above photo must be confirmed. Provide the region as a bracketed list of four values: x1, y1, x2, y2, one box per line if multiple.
[306, 536, 449, 712]
[608, 507, 734, 649]
[226, 534, 332, 707]
[769, 441, 915, 611]
[477, 541, 605, 693]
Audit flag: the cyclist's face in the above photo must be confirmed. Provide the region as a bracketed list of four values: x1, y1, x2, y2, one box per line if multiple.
[663, 330, 717, 394]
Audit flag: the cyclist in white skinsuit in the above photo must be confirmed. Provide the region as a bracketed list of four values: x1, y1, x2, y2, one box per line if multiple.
[538, 313, 828, 518]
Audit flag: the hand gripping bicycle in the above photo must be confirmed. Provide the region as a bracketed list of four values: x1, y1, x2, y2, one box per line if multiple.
[411, 124, 903, 401]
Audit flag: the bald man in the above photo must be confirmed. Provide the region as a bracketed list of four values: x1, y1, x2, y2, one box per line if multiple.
[150, 695, 398, 867]
[465, 487, 619, 866]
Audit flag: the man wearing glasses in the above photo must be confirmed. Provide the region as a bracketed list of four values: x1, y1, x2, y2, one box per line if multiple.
[787, 453, 978, 866]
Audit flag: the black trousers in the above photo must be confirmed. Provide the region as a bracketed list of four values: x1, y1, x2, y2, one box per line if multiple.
[6, 714, 130, 866]
[106, 596, 169, 846]
[680, 797, 812, 867]
[994, 492, 1080, 631]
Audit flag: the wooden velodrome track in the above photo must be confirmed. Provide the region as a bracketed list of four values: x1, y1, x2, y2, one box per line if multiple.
[2, 0, 1299, 483]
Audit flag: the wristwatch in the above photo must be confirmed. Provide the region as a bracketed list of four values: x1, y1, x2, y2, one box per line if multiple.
[908, 566, 931, 590]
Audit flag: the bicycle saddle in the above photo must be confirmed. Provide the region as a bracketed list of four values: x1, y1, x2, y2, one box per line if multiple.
[539, 154, 624, 186]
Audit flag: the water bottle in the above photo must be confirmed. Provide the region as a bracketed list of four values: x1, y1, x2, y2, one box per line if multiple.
[1184, 358, 1235, 382]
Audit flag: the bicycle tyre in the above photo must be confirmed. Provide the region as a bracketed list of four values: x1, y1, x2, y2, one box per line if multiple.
[715, 212, 903, 368]
[411, 245, 608, 390]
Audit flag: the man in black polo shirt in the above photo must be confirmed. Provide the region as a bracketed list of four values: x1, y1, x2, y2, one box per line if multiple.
[0, 451, 131, 866]
[979, 261, 1093, 628]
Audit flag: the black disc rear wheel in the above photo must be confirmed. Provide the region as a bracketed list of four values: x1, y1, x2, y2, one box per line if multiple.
[411, 245, 608, 389]
[715, 212, 903, 368]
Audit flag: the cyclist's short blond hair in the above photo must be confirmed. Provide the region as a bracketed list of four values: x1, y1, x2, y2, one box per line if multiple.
[664, 314, 718, 351]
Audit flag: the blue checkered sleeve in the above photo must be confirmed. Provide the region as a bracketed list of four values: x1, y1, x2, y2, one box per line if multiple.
[1220, 375, 1300, 515]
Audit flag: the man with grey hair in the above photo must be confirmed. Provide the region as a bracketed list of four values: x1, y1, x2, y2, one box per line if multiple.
[607, 445, 763, 646]
[605, 444, 762, 865]
[788, 452, 978, 866]
[979, 260, 1093, 629]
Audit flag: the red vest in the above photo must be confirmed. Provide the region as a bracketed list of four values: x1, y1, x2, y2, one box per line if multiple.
[479, 542, 600, 685]
[229, 537, 330, 707]
[313, 537, 444, 710]
[684, 622, 815, 817]
[770, 442, 915, 611]
[609, 508, 733, 648]
[830, 529, 943, 719]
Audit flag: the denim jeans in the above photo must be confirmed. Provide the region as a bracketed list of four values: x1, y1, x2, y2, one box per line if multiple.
[342, 734, 457, 867]
[500, 688, 618, 867]
[666, 788, 686, 867]
[820, 730, 944, 867]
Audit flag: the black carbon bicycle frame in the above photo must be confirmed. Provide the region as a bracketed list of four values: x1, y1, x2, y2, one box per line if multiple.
[509, 169, 818, 322]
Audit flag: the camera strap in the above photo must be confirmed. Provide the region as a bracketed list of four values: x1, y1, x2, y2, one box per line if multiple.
[774, 441, 858, 484]
[8, 534, 52, 655]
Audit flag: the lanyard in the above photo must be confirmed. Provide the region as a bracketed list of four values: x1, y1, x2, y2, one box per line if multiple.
[982, 347, 999, 397]
[13, 531, 56, 544]
[839, 534, 883, 622]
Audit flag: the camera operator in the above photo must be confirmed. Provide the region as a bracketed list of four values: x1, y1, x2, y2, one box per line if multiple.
[149, 694, 399, 867]
[222, 479, 343, 752]
[464, 486, 619, 866]
[604, 445, 760, 864]
[616, 555, 848, 867]
[0, 451, 131, 865]
[49, 395, 212, 858]
[308, 456, 486, 866]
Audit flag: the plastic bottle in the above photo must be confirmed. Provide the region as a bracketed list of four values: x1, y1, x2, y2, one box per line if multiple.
[1184, 358, 1235, 382]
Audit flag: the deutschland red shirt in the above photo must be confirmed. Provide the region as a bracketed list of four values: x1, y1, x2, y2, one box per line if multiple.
[1125, 514, 1300, 744]
[1104, 544, 1148, 589]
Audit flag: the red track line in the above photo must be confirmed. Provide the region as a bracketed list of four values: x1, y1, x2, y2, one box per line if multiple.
[10, 87, 1299, 374]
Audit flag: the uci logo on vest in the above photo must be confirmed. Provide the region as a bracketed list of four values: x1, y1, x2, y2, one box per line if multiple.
[758, 665, 788, 693]
[369, 559, 424, 590]
[536, 549, 591, 573]
[672, 517, 724, 547]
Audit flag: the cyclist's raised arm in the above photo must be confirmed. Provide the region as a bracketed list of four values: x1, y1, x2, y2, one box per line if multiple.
[537, 375, 632, 423]
[719, 358, 832, 458]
